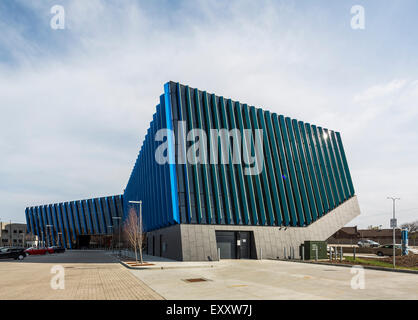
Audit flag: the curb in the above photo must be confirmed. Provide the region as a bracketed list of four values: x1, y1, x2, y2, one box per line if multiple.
[271, 258, 418, 275]
[118, 259, 216, 270]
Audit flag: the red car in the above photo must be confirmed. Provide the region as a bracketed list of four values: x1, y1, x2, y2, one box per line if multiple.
[24, 247, 54, 255]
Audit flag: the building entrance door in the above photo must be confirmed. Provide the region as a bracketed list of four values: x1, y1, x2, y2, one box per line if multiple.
[238, 231, 251, 259]
[216, 231, 253, 259]
[215, 231, 236, 259]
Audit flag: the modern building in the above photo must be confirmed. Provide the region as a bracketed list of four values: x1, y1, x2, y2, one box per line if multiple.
[25, 195, 123, 249]
[26, 81, 361, 259]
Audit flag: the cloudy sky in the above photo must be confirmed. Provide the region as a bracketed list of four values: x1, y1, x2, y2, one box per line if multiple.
[0, 0, 417, 228]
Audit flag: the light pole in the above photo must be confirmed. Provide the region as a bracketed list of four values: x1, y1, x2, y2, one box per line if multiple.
[112, 217, 121, 257]
[387, 197, 400, 268]
[46, 225, 53, 247]
[107, 226, 113, 251]
[57, 232, 63, 247]
[9, 219, 12, 247]
[40, 230, 44, 248]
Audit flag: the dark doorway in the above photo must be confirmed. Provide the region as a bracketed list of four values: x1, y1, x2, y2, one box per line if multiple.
[77, 235, 91, 249]
[238, 231, 251, 259]
[216, 231, 236, 259]
[216, 231, 253, 259]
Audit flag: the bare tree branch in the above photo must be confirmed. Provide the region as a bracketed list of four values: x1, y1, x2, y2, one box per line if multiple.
[123, 207, 145, 264]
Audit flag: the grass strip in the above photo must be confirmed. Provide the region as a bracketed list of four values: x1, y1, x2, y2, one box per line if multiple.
[344, 256, 418, 271]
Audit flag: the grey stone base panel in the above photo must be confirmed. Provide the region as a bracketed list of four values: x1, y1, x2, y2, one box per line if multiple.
[146, 196, 361, 261]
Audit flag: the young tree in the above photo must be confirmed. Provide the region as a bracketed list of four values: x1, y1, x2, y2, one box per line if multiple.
[400, 220, 418, 232]
[123, 207, 145, 264]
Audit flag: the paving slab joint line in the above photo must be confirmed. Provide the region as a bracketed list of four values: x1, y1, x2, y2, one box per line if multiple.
[269, 258, 418, 275]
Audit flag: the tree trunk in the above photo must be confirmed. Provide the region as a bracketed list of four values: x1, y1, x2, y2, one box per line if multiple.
[139, 242, 143, 264]
[134, 230, 138, 263]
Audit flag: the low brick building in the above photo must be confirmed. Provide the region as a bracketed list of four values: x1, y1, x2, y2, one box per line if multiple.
[327, 226, 404, 245]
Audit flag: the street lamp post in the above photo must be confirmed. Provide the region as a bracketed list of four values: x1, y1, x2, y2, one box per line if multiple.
[46, 225, 53, 247]
[57, 232, 63, 247]
[9, 220, 12, 247]
[40, 230, 44, 248]
[107, 226, 113, 251]
[387, 197, 400, 269]
[112, 217, 122, 257]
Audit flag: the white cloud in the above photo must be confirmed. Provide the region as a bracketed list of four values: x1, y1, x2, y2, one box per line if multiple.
[353, 79, 407, 102]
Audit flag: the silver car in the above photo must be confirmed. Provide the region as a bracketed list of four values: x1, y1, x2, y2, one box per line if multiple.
[374, 244, 402, 256]
[358, 239, 380, 248]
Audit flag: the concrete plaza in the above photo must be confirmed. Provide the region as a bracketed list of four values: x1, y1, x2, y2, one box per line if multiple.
[1, 250, 416, 300]
[0, 250, 162, 300]
[130, 258, 418, 300]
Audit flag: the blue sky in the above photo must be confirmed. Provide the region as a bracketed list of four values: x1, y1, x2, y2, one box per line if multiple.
[0, 0, 417, 228]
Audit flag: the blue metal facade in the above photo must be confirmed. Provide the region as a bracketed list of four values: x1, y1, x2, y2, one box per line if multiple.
[25, 195, 123, 248]
[123, 81, 355, 232]
[25, 81, 355, 240]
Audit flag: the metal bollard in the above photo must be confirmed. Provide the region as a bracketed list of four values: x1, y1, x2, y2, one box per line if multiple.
[302, 246, 305, 261]
[353, 246, 356, 260]
[284, 247, 287, 259]
[339, 246, 343, 262]
[218, 248, 221, 261]
[260, 247, 263, 260]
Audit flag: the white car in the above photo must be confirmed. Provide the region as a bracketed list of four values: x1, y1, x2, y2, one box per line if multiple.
[358, 239, 380, 248]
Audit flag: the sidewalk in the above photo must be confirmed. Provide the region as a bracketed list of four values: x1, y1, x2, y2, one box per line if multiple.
[0, 250, 163, 300]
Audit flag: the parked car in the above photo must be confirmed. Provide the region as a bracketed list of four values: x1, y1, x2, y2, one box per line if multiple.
[374, 244, 402, 256]
[49, 246, 65, 253]
[24, 247, 54, 255]
[0, 247, 26, 260]
[358, 239, 380, 248]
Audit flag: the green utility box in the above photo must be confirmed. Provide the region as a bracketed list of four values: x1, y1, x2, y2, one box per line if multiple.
[303, 241, 328, 260]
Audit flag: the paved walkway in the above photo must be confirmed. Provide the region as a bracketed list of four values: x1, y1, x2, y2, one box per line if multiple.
[0, 250, 162, 300]
[130, 259, 418, 300]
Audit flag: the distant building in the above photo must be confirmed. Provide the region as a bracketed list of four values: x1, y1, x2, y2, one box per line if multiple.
[0, 222, 36, 247]
[327, 226, 360, 244]
[358, 228, 402, 245]
[25, 195, 123, 249]
[327, 226, 404, 245]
